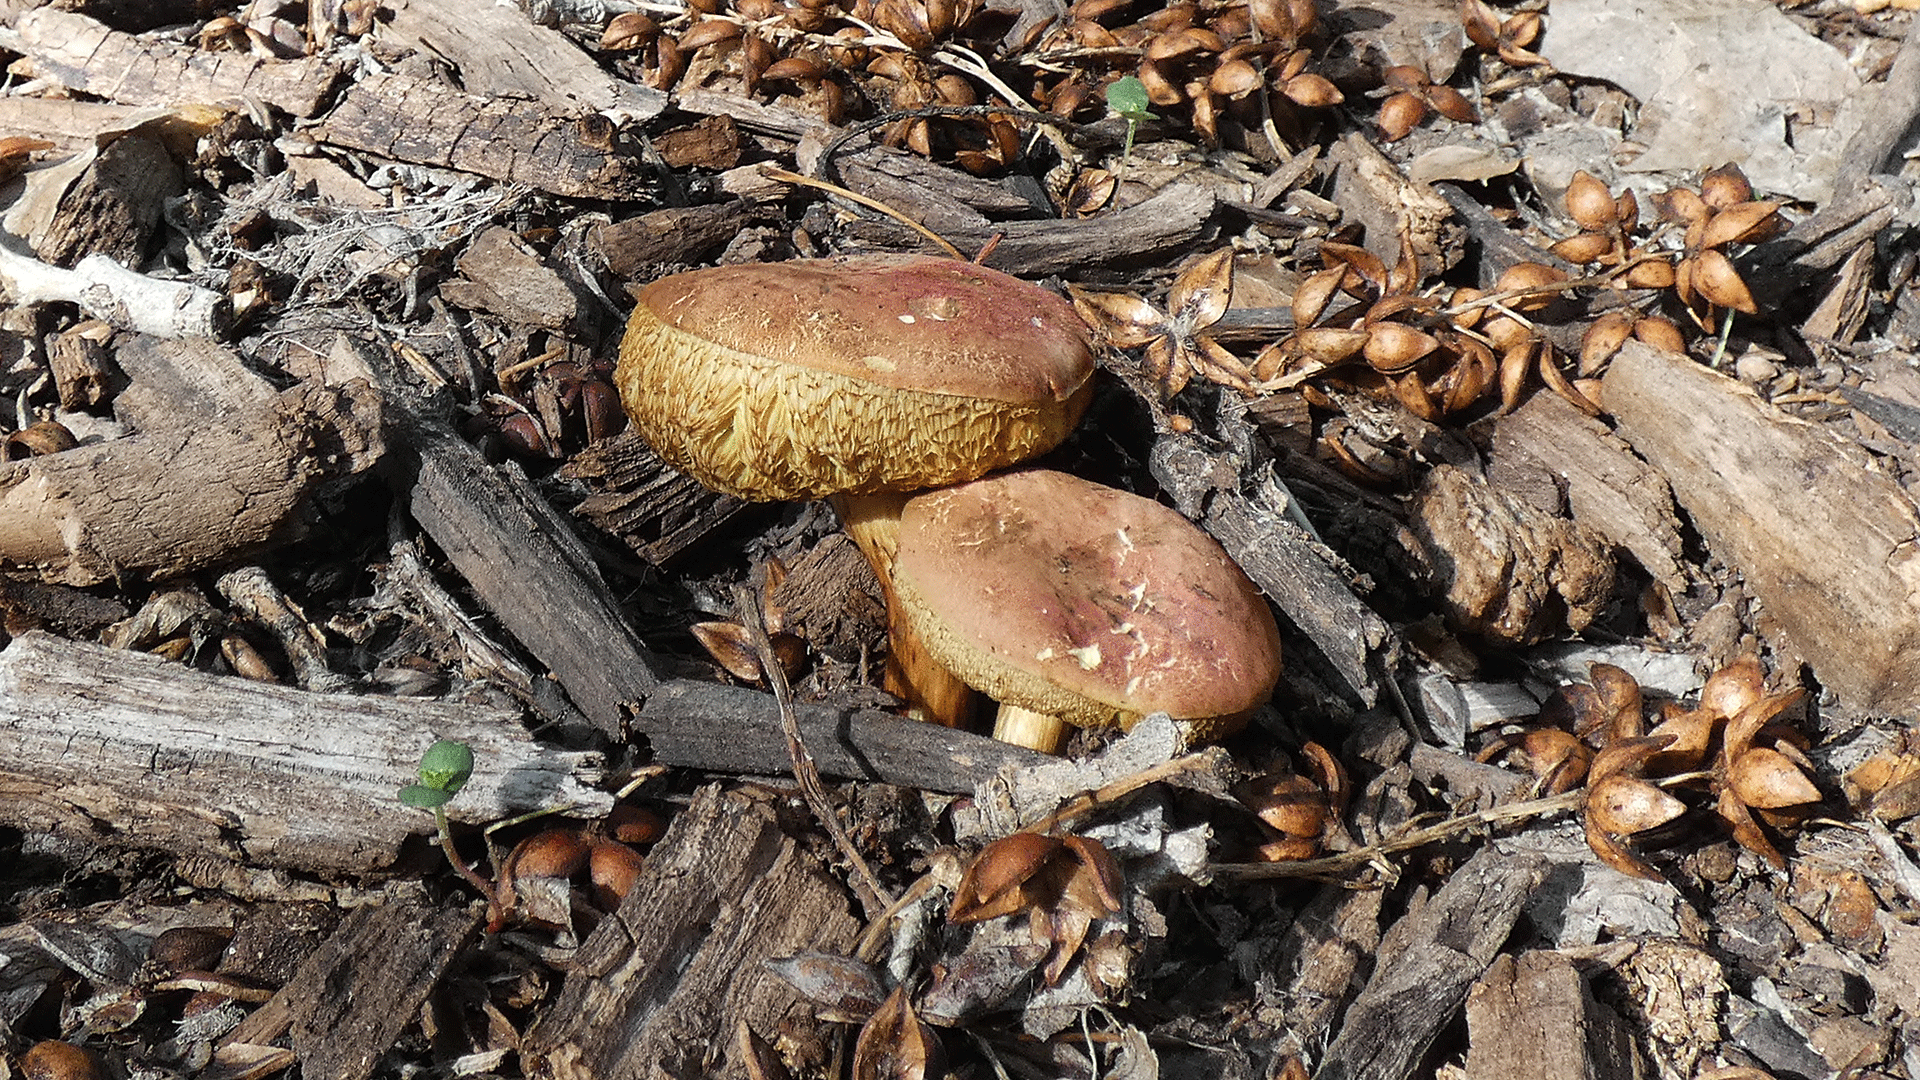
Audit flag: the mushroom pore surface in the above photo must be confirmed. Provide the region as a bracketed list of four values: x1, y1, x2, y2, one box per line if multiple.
[892, 469, 1282, 736]
[615, 255, 1095, 501]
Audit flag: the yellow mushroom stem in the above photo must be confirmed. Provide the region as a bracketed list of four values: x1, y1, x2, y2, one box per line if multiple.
[830, 491, 976, 729]
[991, 705, 1071, 755]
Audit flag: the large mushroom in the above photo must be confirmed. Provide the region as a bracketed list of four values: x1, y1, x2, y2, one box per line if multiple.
[614, 254, 1096, 723]
[890, 468, 1283, 752]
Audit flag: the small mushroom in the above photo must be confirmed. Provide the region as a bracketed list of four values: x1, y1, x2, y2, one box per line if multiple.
[615, 255, 1097, 726]
[890, 468, 1282, 751]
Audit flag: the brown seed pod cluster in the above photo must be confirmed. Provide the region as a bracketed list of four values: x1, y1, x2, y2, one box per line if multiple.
[1460, 0, 1546, 69]
[486, 803, 667, 932]
[1652, 164, 1784, 322]
[1376, 64, 1476, 142]
[1034, 0, 1341, 147]
[1481, 657, 1820, 881]
[1235, 741, 1348, 861]
[470, 356, 625, 462]
[947, 831, 1124, 985]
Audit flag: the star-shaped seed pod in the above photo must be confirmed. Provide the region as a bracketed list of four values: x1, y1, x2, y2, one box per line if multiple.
[1070, 247, 1251, 396]
[1377, 64, 1477, 142]
[1583, 735, 1687, 881]
[1714, 680, 1817, 867]
[1461, 0, 1546, 67]
[1652, 164, 1784, 320]
[948, 833, 1124, 985]
[1237, 742, 1349, 860]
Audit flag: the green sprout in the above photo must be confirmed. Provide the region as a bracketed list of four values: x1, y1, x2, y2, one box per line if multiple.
[400, 739, 495, 903]
[1105, 76, 1156, 161]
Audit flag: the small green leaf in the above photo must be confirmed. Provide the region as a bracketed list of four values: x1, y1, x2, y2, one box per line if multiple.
[1106, 76, 1151, 119]
[416, 739, 474, 793]
[399, 784, 455, 809]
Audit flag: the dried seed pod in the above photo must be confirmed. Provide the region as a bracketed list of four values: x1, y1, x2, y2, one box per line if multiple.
[1565, 170, 1617, 232]
[1210, 58, 1262, 98]
[1579, 310, 1635, 373]
[1550, 232, 1616, 265]
[1427, 84, 1477, 123]
[505, 829, 591, 881]
[1239, 772, 1329, 838]
[1377, 92, 1426, 141]
[588, 839, 646, 907]
[1362, 322, 1440, 373]
[1633, 315, 1686, 353]
[1539, 346, 1602, 416]
[1700, 654, 1766, 720]
[1137, 57, 1184, 106]
[21, 1041, 104, 1080]
[1494, 262, 1568, 311]
[1622, 257, 1677, 290]
[3, 420, 77, 459]
[678, 17, 743, 50]
[1699, 163, 1753, 209]
[605, 803, 668, 845]
[1691, 248, 1758, 314]
[1283, 72, 1342, 107]
[949, 833, 1060, 922]
[1654, 187, 1710, 227]
[1729, 747, 1822, 809]
[601, 11, 659, 49]
[1588, 773, 1687, 836]
[1701, 201, 1782, 250]
[651, 35, 687, 89]
[1291, 266, 1346, 326]
[1289, 326, 1371, 363]
[1497, 340, 1533, 413]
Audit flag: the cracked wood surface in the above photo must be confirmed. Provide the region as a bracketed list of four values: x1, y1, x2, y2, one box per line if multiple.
[0, 632, 611, 873]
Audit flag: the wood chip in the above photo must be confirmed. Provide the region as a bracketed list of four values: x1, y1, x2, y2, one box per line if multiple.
[1465, 951, 1641, 1080]
[1605, 341, 1920, 712]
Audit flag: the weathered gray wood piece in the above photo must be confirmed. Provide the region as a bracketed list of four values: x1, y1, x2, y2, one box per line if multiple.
[3, 8, 341, 117]
[635, 679, 1054, 793]
[1464, 951, 1643, 1080]
[0, 632, 610, 873]
[524, 784, 860, 1080]
[1312, 847, 1547, 1080]
[1606, 341, 1920, 712]
[219, 897, 482, 1080]
[404, 423, 663, 744]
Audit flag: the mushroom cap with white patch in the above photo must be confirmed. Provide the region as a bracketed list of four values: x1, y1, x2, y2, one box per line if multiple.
[615, 254, 1095, 501]
[891, 468, 1283, 740]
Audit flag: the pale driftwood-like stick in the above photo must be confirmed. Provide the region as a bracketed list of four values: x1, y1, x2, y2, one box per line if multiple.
[1, 8, 341, 117]
[1312, 848, 1548, 1080]
[0, 632, 612, 874]
[633, 679, 1053, 793]
[0, 336, 383, 586]
[1606, 341, 1920, 712]
[0, 241, 224, 339]
[525, 785, 859, 1080]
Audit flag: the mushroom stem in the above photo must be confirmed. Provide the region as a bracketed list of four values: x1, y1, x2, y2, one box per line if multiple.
[992, 705, 1071, 755]
[830, 492, 977, 728]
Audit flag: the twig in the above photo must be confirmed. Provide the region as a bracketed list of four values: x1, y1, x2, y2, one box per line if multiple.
[1210, 789, 1588, 882]
[756, 163, 966, 259]
[735, 579, 895, 919]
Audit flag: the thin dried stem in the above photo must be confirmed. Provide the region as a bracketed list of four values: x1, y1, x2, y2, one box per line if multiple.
[735, 579, 895, 919]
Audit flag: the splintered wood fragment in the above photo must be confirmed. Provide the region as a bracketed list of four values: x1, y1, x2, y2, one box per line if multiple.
[1605, 341, 1920, 711]
[0, 239, 224, 339]
[0, 632, 612, 874]
[33, 131, 179, 268]
[829, 183, 1215, 277]
[1312, 847, 1546, 1080]
[634, 680, 1053, 792]
[0, 336, 379, 585]
[524, 785, 859, 1080]
[218, 898, 481, 1080]
[560, 432, 756, 566]
[1465, 951, 1642, 1080]
[380, 0, 665, 120]
[1490, 390, 1686, 588]
[7, 8, 341, 116]
[404, 424, 662, 742]
[1150, 433, 1389, 706]
[0, 96, 146, 155]
[314, 73, 651, 201]
[441, 225, 583, 331]
[591, 202, 758, 282]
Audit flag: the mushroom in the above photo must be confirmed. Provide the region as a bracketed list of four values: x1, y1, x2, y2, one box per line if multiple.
[615, 254, 1096, 723]
[890, 468, 1283, 752]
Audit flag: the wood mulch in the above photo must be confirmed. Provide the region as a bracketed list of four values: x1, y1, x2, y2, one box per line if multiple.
[1, 0, 1919, 1078]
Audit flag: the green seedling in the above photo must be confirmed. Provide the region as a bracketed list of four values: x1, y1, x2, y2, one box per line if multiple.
[1106, 76, 1156, 162]
[400, 739, 496, 903]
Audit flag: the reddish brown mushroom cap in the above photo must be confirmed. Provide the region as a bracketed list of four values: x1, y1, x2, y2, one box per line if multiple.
[892, 469, 1282, 739]
[615, 255, 1095, 501]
